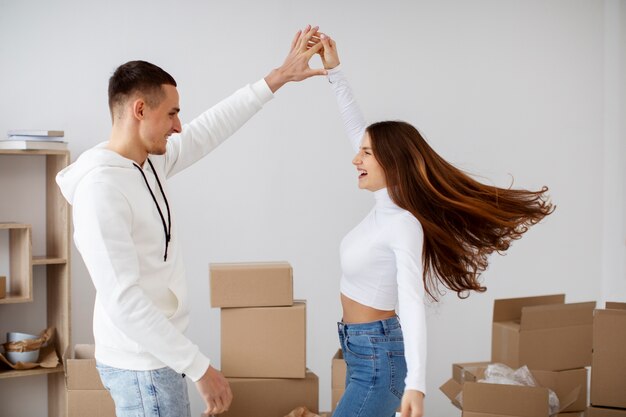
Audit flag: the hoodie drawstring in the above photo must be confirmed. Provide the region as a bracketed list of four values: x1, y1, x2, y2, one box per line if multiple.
[133, 159, 171, 261]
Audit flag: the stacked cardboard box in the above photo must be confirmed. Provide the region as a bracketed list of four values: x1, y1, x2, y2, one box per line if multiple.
[64, 344, 116, 417]
[210, 262, 319, 417]
[588, 302, 626, 417]
[441, 294, 596, 417]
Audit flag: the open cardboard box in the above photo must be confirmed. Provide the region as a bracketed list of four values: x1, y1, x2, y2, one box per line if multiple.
[491, 294, 595, 371]
[63, 344, 115, 417]
[440, 362, 584, 416]
[590, 302, 626, 409]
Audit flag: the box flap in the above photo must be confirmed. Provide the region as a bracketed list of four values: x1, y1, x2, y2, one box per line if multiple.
[65, 344, 105, 390]
[452, 362, 489, 383]
[520, 302, 595, 330]
[463, 382, 549, 417]
[606, 302, 626, 310]
[556, 386, 581, 413]
[74, 344, 96, 359]
[588, 406, 626, 417]
[493, 294, 565, 322]
[62, 344, 73, 383]
[439, 378, 462, 409]
[532, 368, 587, 412]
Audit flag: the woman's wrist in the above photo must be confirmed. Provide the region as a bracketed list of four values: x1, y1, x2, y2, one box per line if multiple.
[325, 60, 340, 70]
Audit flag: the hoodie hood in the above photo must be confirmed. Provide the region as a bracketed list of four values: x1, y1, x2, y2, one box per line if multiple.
[56, 142, 136, 205]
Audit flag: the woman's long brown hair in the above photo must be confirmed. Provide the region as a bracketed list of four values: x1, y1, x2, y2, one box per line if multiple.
[367, 121, 555, 300]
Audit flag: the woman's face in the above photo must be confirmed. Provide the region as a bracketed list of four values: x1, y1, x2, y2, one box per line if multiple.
[352, 133, 387, 192]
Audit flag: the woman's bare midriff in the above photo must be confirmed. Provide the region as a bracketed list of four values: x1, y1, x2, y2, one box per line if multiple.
[341, 293, 396, 324]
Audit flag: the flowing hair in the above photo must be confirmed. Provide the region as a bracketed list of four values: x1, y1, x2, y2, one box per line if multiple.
[367, 121, 555, 300]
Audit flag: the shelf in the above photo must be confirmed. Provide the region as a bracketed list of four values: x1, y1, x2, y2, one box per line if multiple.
[32, 256, 67, 266]
[0, 149, 68, 156]
[0, 364, 63, 379]
[0, 149, 71, 416]
[0, 294, 32, 304]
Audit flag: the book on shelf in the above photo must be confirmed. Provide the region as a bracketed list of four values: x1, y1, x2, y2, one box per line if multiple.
[7, 135, 65, 142]
[0, 140, 68, 150]
[7, 129, 64, 137]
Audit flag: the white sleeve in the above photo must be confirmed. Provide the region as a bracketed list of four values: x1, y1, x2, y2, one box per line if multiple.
[390, 214, 427, 395]
[327, 65, 367, 152]
[73, 180, 210, 381]
[163, 79, 274, 177]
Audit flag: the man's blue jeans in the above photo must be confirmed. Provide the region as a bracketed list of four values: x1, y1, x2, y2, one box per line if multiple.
[96, 362, 191, 417]
[333, 316, 407, 417]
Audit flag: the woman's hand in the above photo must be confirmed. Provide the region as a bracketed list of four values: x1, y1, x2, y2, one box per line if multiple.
[400, 389, 424, 417]
[318, 33, 340, 70]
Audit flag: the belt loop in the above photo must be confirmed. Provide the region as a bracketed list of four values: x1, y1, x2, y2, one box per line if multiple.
[338, 322, 347, 339]
[382, 318, 389, 336]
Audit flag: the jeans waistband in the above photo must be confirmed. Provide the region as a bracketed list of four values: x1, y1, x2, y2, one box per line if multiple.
[337, 316, 400, 336]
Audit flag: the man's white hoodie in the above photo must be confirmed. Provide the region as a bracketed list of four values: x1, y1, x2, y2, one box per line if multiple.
[56, 79, 273, 381]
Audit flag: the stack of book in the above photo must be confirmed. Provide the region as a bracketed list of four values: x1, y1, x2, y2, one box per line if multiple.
[0, 130, 67, 150]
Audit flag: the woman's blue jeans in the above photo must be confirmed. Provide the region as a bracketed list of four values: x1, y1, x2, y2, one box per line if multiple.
[333, 316, 407, 417]
[96, 362, 191, 417]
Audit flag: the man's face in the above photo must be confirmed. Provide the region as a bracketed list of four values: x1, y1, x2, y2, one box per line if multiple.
[139, 84, 181, 155]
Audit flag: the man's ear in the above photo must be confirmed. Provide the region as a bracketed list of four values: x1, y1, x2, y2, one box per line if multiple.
[132, 98, 146, 120]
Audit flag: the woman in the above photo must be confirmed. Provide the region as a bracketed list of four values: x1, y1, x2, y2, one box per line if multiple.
[316, 34, 554, 417]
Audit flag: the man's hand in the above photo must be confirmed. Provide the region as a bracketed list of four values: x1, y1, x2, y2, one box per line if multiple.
[196, 365, 233, 415]
[400, 389, 425, 417]
[265, 25, 327, 93]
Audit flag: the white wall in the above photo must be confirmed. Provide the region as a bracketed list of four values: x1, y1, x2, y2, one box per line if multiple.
[0, 1, 623, 416]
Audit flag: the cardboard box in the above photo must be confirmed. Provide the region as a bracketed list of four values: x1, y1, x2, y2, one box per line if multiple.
[451, 361, 491, 383]
[588, 407, 626, 417]
[64, 344, 105, 390]
[64, 344, 116, 417]
[221, 301, 306, 378]
[532, 368, 588, 412]
[491, 294, 595, 371]
[440, 363, 585, 416]
[210, 262, 293, 308]
[591, 307, 626, 408]
[605, 302, 626, 310]
[67, 390, 116, 417]
[448, 362, 588, 412]
[0, 276, 5, 299]
[331, 349, 347, 411]
[222, 370, 319, 417]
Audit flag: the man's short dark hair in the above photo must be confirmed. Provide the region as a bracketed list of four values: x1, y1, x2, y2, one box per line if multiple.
[108, 60, 177, 117]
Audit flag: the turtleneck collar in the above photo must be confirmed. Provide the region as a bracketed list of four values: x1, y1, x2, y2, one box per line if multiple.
[373, 187, 399, 209]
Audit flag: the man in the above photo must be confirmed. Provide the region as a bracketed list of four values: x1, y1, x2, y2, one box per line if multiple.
[56, 26, 325, 417]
